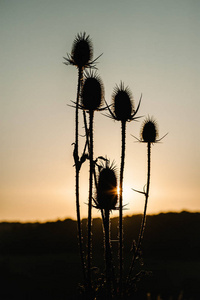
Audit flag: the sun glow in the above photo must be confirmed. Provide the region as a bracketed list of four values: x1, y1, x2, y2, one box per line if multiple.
[117, 185, 134, 202]
[117, 186, 120, 196]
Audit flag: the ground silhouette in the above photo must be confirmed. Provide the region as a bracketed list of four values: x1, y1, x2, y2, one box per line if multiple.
[0, 211, 200, 299]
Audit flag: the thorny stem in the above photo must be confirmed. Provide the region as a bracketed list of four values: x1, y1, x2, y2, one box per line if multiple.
[127, 142, 151, 283]
[94, 161, 116, 298]
[104, 209, 112, 299]
[82, 107, 90, 154]
[74, 67, 87, 284]
[119, 120, 126, 297]
[87, 110, 94, 293]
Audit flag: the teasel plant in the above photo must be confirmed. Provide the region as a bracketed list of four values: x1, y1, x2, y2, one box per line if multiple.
[80, 71, 105, 293]
[93, 160, 118, 299]
[64, 32, 102, 285]
[127, 117, 167, 286]
[105, 82, 142, 296]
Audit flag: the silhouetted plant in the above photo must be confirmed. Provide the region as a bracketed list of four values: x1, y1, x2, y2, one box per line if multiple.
[93, 161, 118, 298]
[65, 33, 166, 300]
[127, 117, 167, 286]
[64, 32, 102, 286]
[106, 82, 141, 296]
[81, 71, 104, 292]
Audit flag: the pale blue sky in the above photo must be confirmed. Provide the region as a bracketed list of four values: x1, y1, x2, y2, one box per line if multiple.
[1, 0, 200, 222]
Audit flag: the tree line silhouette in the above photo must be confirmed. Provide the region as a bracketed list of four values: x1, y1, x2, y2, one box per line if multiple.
[1, 212, 199, 259]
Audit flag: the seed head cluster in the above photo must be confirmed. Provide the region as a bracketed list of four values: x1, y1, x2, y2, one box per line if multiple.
[81, 72, 104, 111]
[96, 164, 118, 210]
[141, 117, 158, 143]
[64, 32, 93, 69]
[112, 82, 134, 122]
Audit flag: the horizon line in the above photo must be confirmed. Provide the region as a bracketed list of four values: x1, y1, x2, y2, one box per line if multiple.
[1, 209, 199, 225]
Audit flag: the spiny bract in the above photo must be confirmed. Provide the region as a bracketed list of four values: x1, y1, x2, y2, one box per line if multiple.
[65, 32, 93, 69]
[81, 72, 104, 111]
[141, 117, 158, 143]
[96, 164, 118, 210]
[112, 82, 134, 122]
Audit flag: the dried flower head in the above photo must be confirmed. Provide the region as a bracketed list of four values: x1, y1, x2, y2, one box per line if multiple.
[81, 71, 104, 111]
[141, 117, 158, 143]
[112, 82, 134, 122]
[64, 32, 93, 69]
[96, 162, 118, 210]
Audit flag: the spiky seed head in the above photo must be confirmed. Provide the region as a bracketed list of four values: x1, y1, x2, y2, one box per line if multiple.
[141, 117, 158, 143]
[112, 82, 134, 122]
[70, 32, 93, 68]
[81, 72, 104, 111]
[97, 164, 118, 210]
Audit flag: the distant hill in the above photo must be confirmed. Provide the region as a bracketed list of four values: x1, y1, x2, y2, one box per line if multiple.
[1, 211, 200, 260]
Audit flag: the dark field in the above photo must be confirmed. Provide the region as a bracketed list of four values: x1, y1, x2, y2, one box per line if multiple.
[0, 212, 200, 299]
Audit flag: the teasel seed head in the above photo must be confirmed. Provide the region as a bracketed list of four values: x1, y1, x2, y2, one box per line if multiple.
[81, 71, 104, 111]
[141, 117, 158, 143]
[64, 32, 93, 69]
[112, 82, 134, 122]
[96, 162, 118, 210]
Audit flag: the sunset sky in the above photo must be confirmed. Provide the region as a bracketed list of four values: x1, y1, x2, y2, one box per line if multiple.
[1, 0, 200, 222]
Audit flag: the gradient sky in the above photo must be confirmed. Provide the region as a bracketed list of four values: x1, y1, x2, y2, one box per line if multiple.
[1, 0, 200, 222]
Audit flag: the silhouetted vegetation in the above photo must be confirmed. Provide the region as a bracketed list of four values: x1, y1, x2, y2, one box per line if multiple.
[0, 212, 200, 299]
[1, 212, 200, 258]
[64, 32, 167, 299]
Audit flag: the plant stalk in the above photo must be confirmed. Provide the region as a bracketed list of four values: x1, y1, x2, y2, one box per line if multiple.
[75, 67, 87, 284]
[127, 142, 151, 282]
[119, 120, 126, 297]
[104, 209, 112, 299]
[87, 110, 94, 292]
